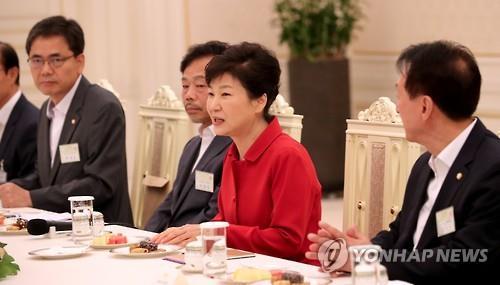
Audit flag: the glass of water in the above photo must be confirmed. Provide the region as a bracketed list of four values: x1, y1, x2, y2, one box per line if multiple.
[68, 196, 94, 239]
[200, 221, 229, 276]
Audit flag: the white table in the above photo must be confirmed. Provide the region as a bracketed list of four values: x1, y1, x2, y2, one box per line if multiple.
[0, 208, 337, 285]
[1, 208, 409, 285]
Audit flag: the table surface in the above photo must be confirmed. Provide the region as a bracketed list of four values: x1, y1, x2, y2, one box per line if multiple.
[0, 208, 409, 285]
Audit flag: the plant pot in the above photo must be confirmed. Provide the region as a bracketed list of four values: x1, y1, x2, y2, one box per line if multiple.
[288, 57, 350, 193]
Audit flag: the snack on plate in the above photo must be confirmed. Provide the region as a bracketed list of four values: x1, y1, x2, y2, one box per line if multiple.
[108, 233, 128, 244]
[271, 270, 306, 285]
[129, 240, 158, 253]
[130, 247, 148, 254]
[232, 267, 272, 283]
[92, 233, 110, 246]
[7, 218, 28, 231]
[92, 233, 128, 246]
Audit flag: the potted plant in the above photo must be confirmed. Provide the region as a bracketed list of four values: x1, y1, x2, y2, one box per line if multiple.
[275, 0, 362, 193]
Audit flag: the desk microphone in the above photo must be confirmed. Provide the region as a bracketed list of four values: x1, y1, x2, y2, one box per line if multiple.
[27, 219, 72, 235]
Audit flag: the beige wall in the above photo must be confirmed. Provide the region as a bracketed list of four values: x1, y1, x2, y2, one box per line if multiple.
[0, 0, 188, 191]
[350, 0, 500, 131]
[2, 0, 500, 193]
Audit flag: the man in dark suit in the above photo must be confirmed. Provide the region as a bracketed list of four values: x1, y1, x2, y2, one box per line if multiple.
[306, 40, 500, 284]
[146, 41, 231, 236]
[0, 16, 133, 225]
[0, 41, 39, 182]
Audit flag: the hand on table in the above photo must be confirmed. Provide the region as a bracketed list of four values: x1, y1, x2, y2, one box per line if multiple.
[0, 182, 32, 208]
[306, 221, 372, 273]
[151, 224, 200, 247]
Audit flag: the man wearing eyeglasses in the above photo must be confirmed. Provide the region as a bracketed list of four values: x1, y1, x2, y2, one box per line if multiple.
[0, 16, 133, 225]
[0, 41, 39, 183]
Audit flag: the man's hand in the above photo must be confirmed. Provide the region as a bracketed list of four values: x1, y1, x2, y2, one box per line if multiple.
[306, 221, 372, 273]
[0, 183, 32, 208]
[151, 224, 200, 247]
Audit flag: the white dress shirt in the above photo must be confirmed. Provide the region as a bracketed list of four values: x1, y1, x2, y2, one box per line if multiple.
[191, 125, 216, 172]
[413, 118, 477, 248]
[46, 75, 82, 166]
[0, 90, 21, 141]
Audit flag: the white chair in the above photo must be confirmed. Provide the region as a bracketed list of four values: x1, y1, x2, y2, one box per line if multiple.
[130, 85, 193, 228]
[343, 97, 422, 237]
[269, 94, 304, 142]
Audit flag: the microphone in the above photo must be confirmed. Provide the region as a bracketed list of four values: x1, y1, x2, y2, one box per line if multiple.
[27, 219, 72, 235]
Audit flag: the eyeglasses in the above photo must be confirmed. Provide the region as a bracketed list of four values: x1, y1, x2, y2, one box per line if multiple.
[27, 55, 74, 69]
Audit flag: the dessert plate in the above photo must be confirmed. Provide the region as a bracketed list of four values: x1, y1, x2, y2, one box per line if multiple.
[28, 245, 90, 259]
[0, 226, 28, 235]
[109, 244, 180, 258]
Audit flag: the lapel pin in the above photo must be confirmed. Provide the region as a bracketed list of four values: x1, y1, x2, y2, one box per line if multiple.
[71, 118, 76, 125]
[456, 172, 463, 180]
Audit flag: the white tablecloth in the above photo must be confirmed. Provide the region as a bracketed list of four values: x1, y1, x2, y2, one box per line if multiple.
[1, 208, 410, 285]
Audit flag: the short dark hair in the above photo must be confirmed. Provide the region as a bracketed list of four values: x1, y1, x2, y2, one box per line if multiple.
[397, 40, 481, 120]
[180, 41, 229, 72]
[26, 15, 85, 56]
[0, 41, 20, 85]
[205, 42, 281, 122]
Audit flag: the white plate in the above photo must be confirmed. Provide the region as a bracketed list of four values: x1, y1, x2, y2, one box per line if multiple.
[0, 227, 28, 235]
[109, 244, 181, 258]
[28, 245, 90, 259]
[217, 276, 268, 285]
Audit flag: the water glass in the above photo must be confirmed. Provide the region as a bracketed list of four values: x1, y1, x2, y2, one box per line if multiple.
[200, 221, 229, 276]
[68, 196, 94, 239]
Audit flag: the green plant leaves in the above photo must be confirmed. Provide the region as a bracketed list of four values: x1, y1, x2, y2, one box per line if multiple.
[0, 244, 20, 279]
[275, 0, 362, 60]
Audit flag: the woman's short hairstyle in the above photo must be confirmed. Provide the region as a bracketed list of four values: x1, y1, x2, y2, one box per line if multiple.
[205, 42, 280, 122]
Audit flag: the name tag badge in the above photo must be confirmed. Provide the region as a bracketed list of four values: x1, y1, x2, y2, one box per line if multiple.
[59, 143, 80, 164]
[436, 206, 456, 237]
[195, 170, 214, 193]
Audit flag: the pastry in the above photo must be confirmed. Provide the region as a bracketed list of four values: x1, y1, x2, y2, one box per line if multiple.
[232, 267, 272, 282]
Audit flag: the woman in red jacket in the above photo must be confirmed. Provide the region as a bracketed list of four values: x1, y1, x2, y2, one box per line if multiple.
[153, 42, 322, 264]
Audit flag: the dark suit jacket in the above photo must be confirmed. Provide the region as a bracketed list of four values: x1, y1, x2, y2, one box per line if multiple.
[145, 135, 232, 232]
[11, 76, 133, 225]
[0, 94, 39, 181]
[372, 119, 500, 284]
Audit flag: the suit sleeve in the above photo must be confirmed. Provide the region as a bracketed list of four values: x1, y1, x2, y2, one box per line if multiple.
[225, 150, 319, 260]
[372, 211, 402, 249]
[144, 192, 174, 232]
[10, 172, 40, 190]
[29, 100, 126, 213]
[16, 116, 38, 180]
[380, 163, 500, 284]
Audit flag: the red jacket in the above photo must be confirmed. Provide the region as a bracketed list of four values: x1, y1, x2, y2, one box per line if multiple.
[213, 118, 322, 264]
